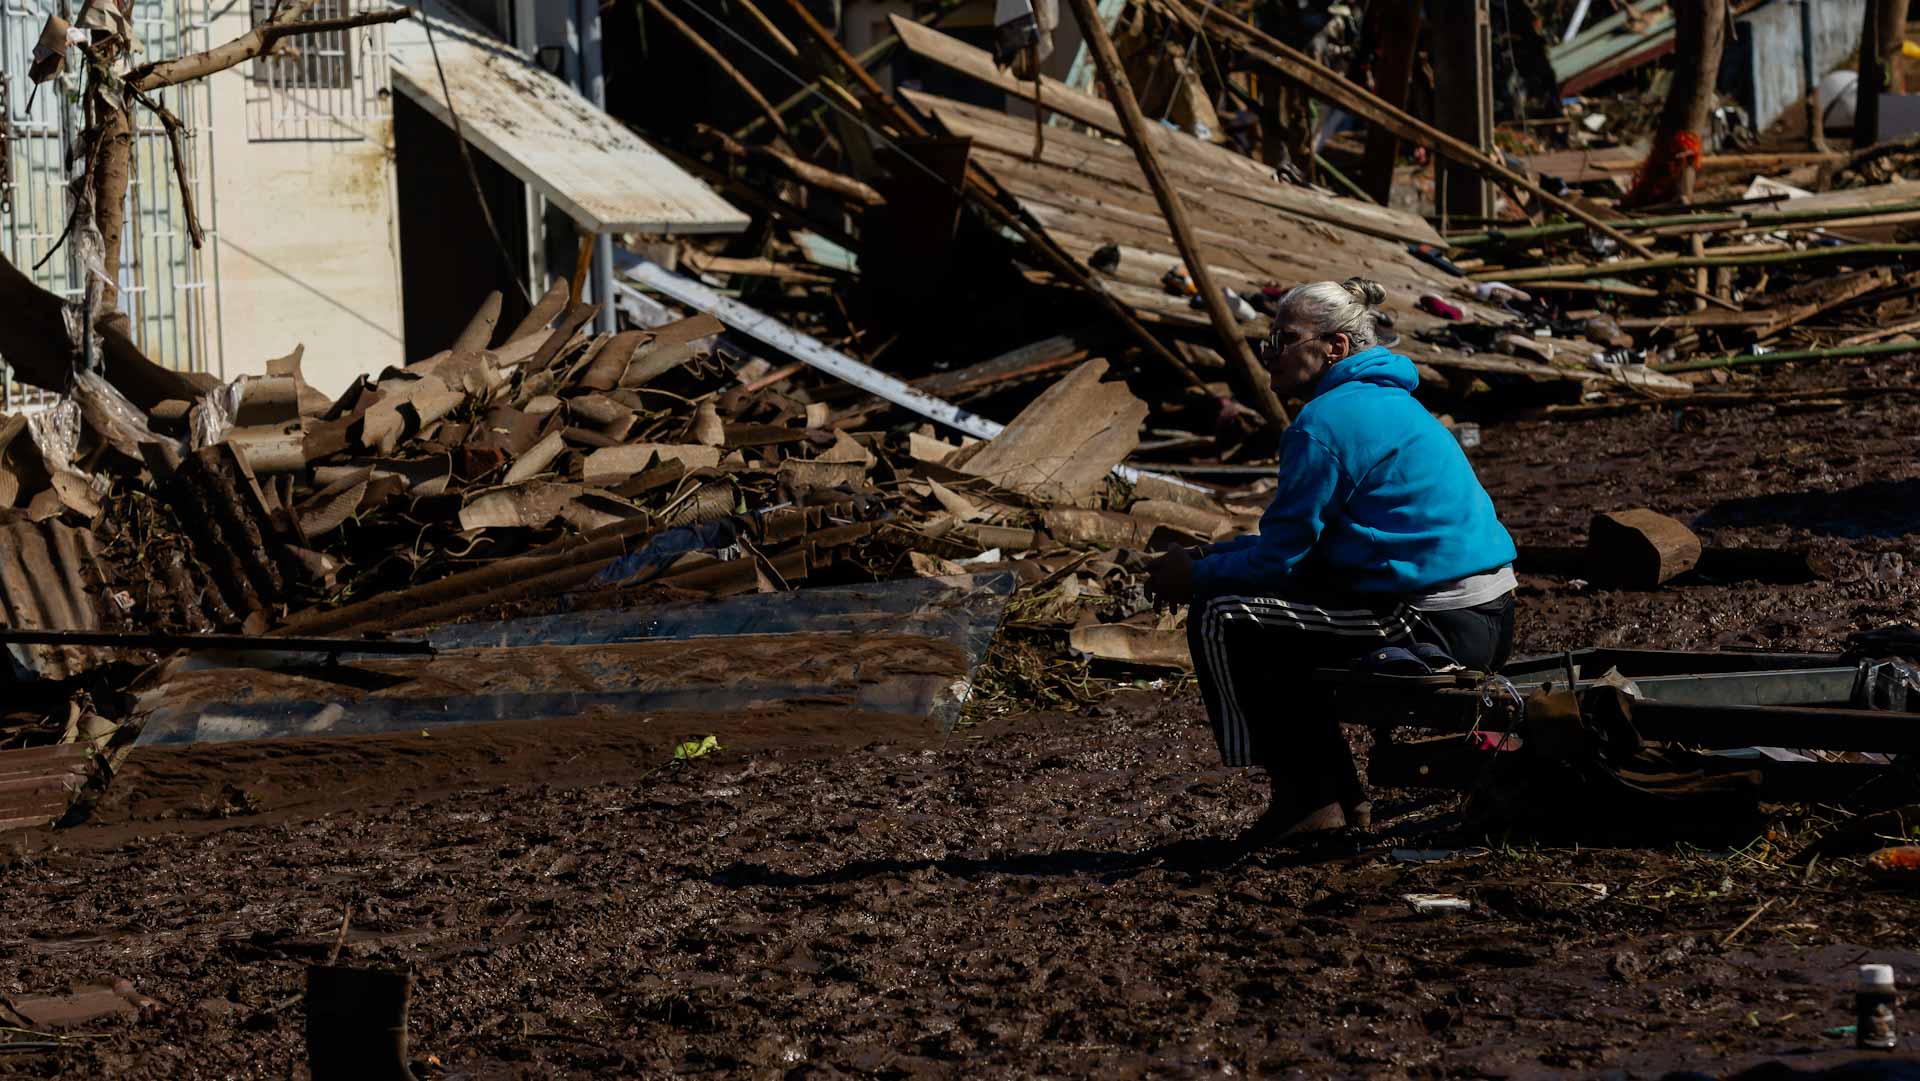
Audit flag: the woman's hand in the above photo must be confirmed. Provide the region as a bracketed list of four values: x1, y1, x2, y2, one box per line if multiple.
[1145, 547, 1196, 609]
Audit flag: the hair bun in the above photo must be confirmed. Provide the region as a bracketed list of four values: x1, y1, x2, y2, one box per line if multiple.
[1342, 277, 1387, 307]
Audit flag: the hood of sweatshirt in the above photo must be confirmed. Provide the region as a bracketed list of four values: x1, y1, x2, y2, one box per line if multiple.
[1311, 345, 1417, 400]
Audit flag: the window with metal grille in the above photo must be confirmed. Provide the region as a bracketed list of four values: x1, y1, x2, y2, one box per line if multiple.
[244, 0, 389, 142]
[249, 0, 352, 89]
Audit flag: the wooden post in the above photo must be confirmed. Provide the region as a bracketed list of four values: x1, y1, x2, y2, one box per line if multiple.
[1359, 0, 1423, 206]
[1431, 0, 1493, 223]
[1885, 0, 1910, 97]
[1691, 234, 1707, 311]
[1800, 0, 1831, 152]
[1858, 0, 1907, 146]
[1062, 0, 1291, 431]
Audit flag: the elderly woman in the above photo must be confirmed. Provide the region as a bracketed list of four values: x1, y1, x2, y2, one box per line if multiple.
[1146, 278, 1517, 842]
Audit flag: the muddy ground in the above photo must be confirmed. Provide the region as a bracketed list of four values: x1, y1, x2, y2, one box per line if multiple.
[6, 361, 1920, 1079]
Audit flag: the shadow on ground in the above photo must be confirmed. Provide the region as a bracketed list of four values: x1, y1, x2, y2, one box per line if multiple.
[1698, 479, 1920, 538]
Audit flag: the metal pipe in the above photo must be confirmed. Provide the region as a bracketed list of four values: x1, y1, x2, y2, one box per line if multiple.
[577, 0, 614, 333]
[1344, 685, 1920, 753]
[1561, 0, 1594, 43]
[0, 628, 433, 654]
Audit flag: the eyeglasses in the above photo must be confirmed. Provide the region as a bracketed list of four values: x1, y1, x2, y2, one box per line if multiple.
[1263, 328, 1309, 357]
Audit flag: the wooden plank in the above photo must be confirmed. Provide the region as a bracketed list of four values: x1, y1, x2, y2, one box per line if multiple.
[1527, 149, 1849, 186]
[1743, 179, 1920, 215]
[1613, 310, 1776, 330]
[1551, 2, 1673, 88]
[914, 108, 1443, 282]
[959, 359, 1147, 504]
[915, 334, 1096, 397]
[889, 14, 1278, 188]
[1002, 178, 1495, 336]
[899, 92, 1501, 351]
[900, 87, 1445, 248]
[1525, 146, 1640, 185]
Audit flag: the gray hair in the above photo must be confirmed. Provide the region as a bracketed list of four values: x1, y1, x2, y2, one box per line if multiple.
[1273, 277, 1397, 354]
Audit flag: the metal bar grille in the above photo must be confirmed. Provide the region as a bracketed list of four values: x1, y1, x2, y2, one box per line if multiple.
[0, 0, 219, 411]
[245, 0, 390, 142]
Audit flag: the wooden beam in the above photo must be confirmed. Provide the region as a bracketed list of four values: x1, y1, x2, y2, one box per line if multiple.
[1839, 315, 1920, 346]
[1063, 0, 1289, 430]
[642, 0, 791, 142]
[1161, 0, 1655, 259]
[733, 0, 798, 57]
[914, 333, 1097, 397]
[696, 123, 885, 207]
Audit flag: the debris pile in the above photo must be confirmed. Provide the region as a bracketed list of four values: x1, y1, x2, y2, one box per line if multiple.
[2, 280, 1269, 716]
[8, 0, 1920, 843]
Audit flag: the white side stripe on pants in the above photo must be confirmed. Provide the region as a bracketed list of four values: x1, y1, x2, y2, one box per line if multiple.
[1199, 594, 1412, 767]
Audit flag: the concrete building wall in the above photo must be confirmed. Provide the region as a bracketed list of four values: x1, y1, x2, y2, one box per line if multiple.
[202, 5, 406, 397]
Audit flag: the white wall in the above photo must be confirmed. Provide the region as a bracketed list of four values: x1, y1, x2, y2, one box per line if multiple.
[203, 7, 406, 398]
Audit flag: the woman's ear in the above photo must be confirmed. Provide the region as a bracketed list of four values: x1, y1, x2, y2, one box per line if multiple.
[1327, 332, 1352, 359]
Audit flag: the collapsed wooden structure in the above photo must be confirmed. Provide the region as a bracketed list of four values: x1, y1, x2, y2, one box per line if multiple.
[10, 0, 1920, 836]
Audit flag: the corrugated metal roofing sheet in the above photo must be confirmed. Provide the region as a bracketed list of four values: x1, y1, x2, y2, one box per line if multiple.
[0, 513, 111, 679]
[1551, 2, 1674, 94]
[386, 0, 750, 236]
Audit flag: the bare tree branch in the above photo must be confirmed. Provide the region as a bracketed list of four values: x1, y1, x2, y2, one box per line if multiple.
[128, 5, 415, 92]
[127, 85, 206, 249]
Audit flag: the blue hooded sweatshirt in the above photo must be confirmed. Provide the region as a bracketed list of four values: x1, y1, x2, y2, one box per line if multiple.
[1191, 345, 1516, 597]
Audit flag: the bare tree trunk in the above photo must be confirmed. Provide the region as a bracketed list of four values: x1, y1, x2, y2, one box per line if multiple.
[1627, 0, 1726, 205]
[89, 0, 412, 325]
[0, 252, 203, 408]
[0, 2, 413, 410]
[89, 102, 134, 321]
[1880, 0, 1908, 95]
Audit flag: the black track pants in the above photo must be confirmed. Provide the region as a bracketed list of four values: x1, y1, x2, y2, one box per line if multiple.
[1186, 589, 1516, 802]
